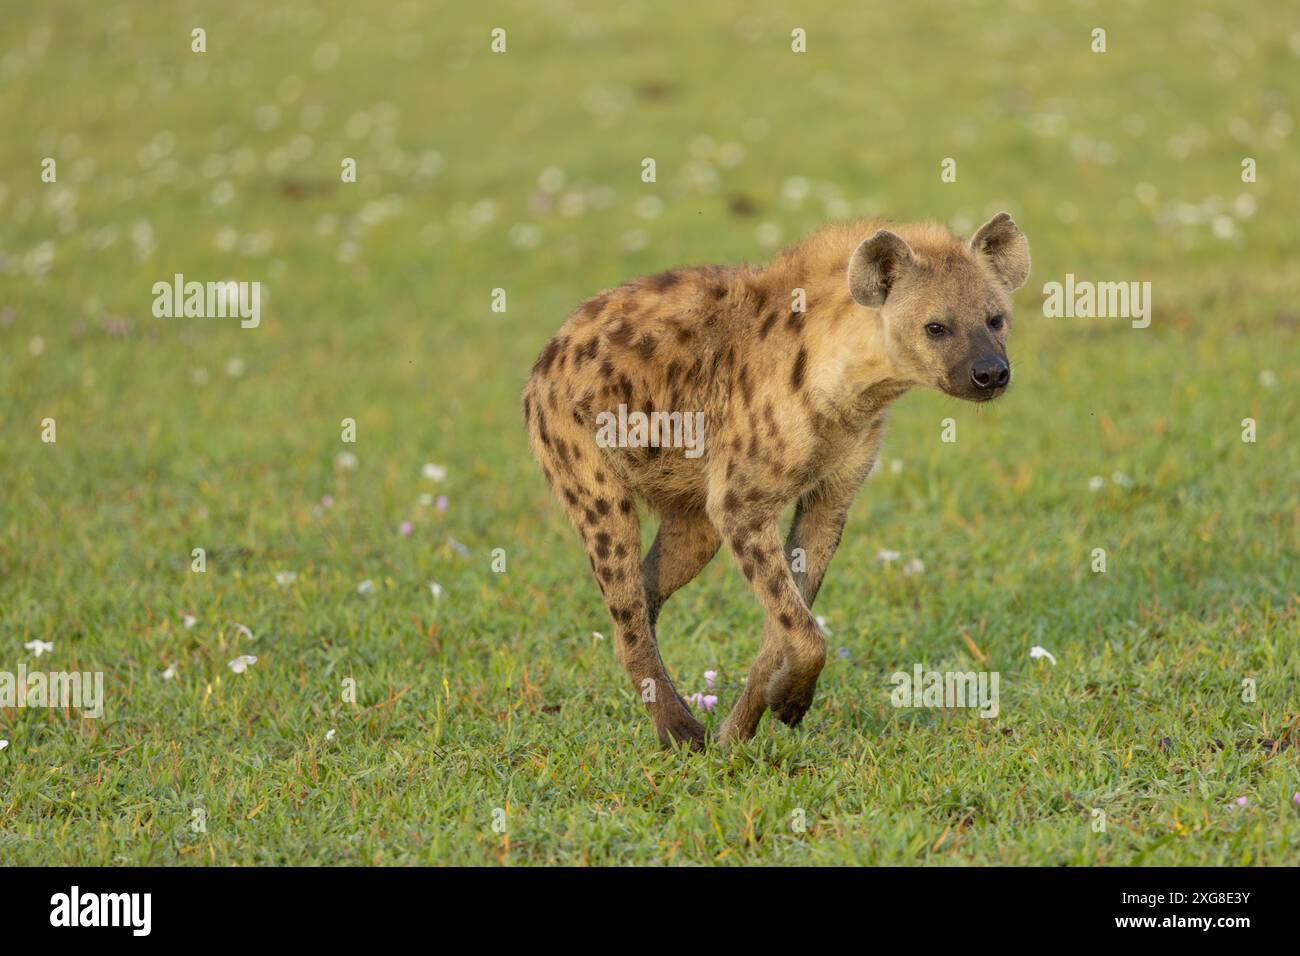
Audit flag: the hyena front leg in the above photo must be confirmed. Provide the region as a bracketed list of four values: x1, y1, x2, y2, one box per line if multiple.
[785, 430, 881, 608]
[710, 492, 825, 741]
[718, 435, 880, 743]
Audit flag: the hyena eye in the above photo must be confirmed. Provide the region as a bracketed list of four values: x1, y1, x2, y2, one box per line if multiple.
[987, 314, 1005, 330]
[925, 322, 948, 337]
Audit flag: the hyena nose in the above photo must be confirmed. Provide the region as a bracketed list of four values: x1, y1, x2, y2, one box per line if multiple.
[971, 356, 1010, 390]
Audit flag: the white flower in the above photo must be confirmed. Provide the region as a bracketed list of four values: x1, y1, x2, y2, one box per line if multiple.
[1029, 645, 1058, 666]
[24, 640, 53, 657]
[814, 615, 831, 635]
[0, 740, 8, 751]
[1088, 475, 1106, 492]
[876, 549, 901, 564]
[1111, 471, 1134, 489]
[447, 538, 469, 558]
[232, 623, 255, 641]
[325, 729, 336, 741]
[228, 655, 258, 674]
[357, 579, 375, 594]
[162, 664, 178, 680]
[182, 614, 198, 630]
[275, 570, 297, 586]
[422, 462, 447, 481]
[429, 581, 443, 600]
[335, 451, 358, 471]
[902, 557, 925, 575]
[417, 493, 435, 507]
[592, 631, 605, 641]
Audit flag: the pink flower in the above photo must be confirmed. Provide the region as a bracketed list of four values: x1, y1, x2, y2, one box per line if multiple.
[684, 692, 702, 708]
[1293, 793, 1300, 805]
[435, 495, 449, 512]
[1235, 796, 1248, 807]
[704, 670, 717, 690]
[321, 494, 334, 508]
[399, 520, 413, 537]
[701, 694, 718, 711]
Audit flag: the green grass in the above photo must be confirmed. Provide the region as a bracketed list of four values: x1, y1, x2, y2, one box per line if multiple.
[1, 0, 1297, 865]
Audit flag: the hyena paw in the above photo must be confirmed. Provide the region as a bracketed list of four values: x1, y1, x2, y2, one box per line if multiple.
[655, 700, 708, 751]
[764, 664, 819, 727]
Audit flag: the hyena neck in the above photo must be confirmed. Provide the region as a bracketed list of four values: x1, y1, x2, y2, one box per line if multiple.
[755, 222, 916, 431]
[806, 290, 913, 432]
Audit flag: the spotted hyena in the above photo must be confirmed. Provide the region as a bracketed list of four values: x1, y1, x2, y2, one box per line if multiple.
[523, 213, 1030, 748]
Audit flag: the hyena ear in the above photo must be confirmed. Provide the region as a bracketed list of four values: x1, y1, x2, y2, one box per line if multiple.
[847, 230, 916, 307]
[970, 212, 1030, 292]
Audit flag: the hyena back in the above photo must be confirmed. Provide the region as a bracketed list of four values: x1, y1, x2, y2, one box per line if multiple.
[523, 213, 1030, 748]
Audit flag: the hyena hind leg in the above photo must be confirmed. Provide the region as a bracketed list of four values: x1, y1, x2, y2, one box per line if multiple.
[525, 391, 705, 750]
[642, 507, 721, 630]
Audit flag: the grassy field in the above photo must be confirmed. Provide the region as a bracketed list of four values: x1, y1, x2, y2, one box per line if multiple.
[1, 0, 1297, 865]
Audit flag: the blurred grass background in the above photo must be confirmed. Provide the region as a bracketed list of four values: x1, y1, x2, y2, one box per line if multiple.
[0, 0, 1296, 864]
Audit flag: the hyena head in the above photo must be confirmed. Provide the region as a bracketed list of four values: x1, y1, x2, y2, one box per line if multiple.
[847, 212, 1030, 402]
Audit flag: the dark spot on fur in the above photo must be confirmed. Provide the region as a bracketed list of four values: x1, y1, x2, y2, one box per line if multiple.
[575, 337, 600, 368]
[737, 365, 753, 407]
[791, 347, 808, 390]
[608, 321, 634, 347]
[646, 270, 680, 292]
[758, 310, 778, 339]
[580, 293, 610, 320]
[533, 338, 561, 376]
